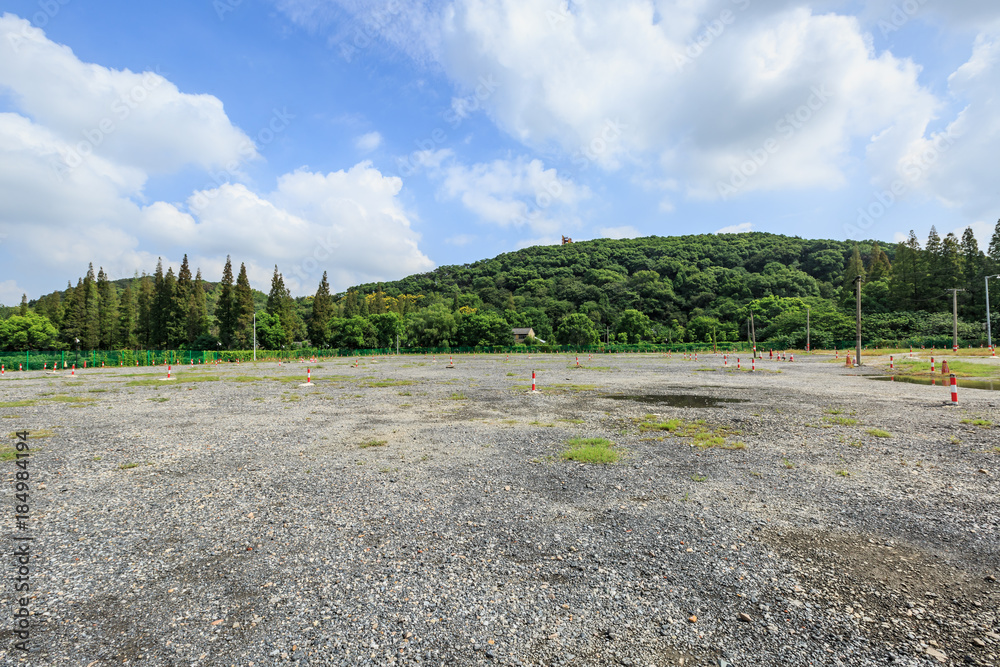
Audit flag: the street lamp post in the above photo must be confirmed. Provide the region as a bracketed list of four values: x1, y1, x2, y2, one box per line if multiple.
[806, 305, 810, 352]
[987, 275, 1000, 349]
[253, 312, 257, 361]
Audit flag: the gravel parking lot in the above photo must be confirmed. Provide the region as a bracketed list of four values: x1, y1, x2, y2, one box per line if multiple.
[1, 352, 998, 667]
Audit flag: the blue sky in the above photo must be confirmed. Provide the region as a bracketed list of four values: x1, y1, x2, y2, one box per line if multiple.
[1, 0, 998, 300]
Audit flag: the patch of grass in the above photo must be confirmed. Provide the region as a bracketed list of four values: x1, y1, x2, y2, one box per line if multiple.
[253, 397, 265, 402]
[126, 375, 221, 387]
[8, 429, 54, 439]
[359, 439, 388, 449]
[119, 462, 139, 470]
[782, 458, 795, 469]
[847, 439, 863, 449]
[560, 437, 619, 464]
[0, 400, 37, 408]
[92, 455, 101, 461]
[231, 376, 262, 382]
[823, 416, 858, 426]
[448, 392, 467, 400]
[824, 408, 845, 415]
[87, 389, 108, 393]
[865, 428, 893, 438]
[2, 415, 20, 419]
[960, 418, 993, 428]
[836, 470, 851, 477]
[636, 415, 744, 450]
[557, 418, 585, 424]
[43, 394, 95, 403]
[690, 474, 707, 482]
[363, 379, 416, 388]
[399, 403, 412, 408]
[948, 435, 961, 445]
[894, 359, 1000, 378]
[529, 420, 555, 427]
[148, 397, 170, 402]
[506, 372, 517, 376]
[398, 391, 412, 396]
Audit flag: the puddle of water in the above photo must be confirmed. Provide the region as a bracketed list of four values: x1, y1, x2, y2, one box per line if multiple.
[870, 375, 1000, 391]
[604, 394, 749, 408]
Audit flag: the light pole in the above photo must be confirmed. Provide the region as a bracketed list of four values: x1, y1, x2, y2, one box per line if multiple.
[987, 275, 1000, 349]
[805, 305, 810, 352]
[253, 312, 257, 361]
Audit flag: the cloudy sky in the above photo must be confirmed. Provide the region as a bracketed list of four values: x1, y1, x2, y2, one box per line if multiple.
[1, 0, 998, 300]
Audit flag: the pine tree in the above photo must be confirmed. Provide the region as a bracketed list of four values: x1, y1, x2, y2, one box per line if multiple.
[867, 242, 890, 282]
[119, 281, 137, 348]
[989, 219, 1000, 263]
[188, 269, 209, 343]
[162, 267, 181, 347]
[151, 259, 167, 347]
[217, 256, 236, 349]
[18, 294, 28, 316]
[83, 275, 101, 350]
[843, 245, 866, 289]
[309, 271, 333, 347]
[343, 290, 358, 318]
[266, 265, 289, 347]
[97, 268, 119, 348]
[176, 255, 193, 345]
[233, 263, 255, 349]
[62, 279, 85, 347]
[136, 274, 154, 348]
[960, 227, 983, 318]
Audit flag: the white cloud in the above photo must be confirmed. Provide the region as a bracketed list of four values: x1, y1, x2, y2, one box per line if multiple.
[435, 155, 589, 234]
[0, 14, 434, 297]
[445, 233, 475, 245]
[598, 226, 640, 240]
[0, 14, 256, 175]
[283, 1, 940, 201]
[716, 222, 754, 234]
[355, 131, 383, 152]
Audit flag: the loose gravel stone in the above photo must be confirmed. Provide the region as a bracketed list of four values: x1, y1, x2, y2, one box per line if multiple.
[0, 352, 997, 666]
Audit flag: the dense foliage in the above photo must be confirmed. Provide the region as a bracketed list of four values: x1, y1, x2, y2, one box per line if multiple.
[7, 223, 1000, 351]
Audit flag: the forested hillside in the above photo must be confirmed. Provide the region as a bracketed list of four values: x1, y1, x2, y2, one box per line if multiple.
[6, 225, 1000, 351]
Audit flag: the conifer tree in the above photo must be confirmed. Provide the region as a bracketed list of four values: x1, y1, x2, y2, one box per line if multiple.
[188, 269, 209, 343]
[867, 242, 890, 282]
[233, 263, 255, 348]
[136, 274, 154, 348]
[216, 256, 236, 348]
[309, 272, 333, 347]
[176, 255, 193, 345]
[151, 259, 167, 347]
[97, 268, 119, 348]
[83, 274, 101, 349]
[118, 281, 137, 348]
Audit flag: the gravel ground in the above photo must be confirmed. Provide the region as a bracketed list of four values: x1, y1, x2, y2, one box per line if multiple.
[1, 352, 998, 667]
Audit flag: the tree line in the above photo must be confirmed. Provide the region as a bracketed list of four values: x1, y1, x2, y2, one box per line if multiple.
[4, 223, 1000, 351]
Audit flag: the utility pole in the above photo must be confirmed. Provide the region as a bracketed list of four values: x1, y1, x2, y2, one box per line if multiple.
[749, 310, 757, 358]
[253, 312, 257, 361]
[946, 288, 966, 352]
[987, 275, 1000, 349]
[855, 276, 862, 366]
[806, 305, 810, 352]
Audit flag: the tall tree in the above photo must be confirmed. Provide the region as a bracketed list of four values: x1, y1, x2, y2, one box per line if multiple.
[136, 274, 154, 348]
[960, 227, 984, 318]
[17, 294, 28, 316]
[309, 271, 333, 347]
[216, 256, 237, 348]
[151, 259, 167, 347]
[188, 269, 209, 343]
[96, 268, 119, 348]
[83, 272, 101, 349]
[61, 279, 85, 347]
[176, 254, 193, 345]
[118, 281, 137, 348]
[843, 245, 866, 290]
[233, 262, 255, 348]
[989, 219, 1000, 264]
[867, 242, 891, 282]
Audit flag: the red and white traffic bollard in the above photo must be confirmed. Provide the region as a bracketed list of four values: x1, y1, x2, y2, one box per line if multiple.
[953, 344, 958, 353]
[19, 364, 22, 371]
[789, 354, 793, 362]
[950, 374, 958, 404]
[43, 363, 47, 371]
[724, 355, 728, 367]
[576, 356, 580, 367]
[167, 365, 172, 379]
[531, 370, 537, 392]
[930, 357, 935, 373]
[737, 358, 741, 370]
[751, 358, 755, 372]
[306, 368, 312, 384]
[1, 365, 4, 375]
[890, 355, 894, 371]
[71, 364, 75, 376]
